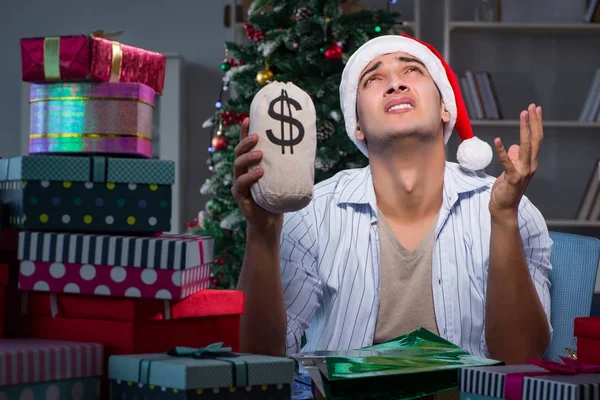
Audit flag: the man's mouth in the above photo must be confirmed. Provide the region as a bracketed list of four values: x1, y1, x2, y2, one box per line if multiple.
[384, 98, 416, 113]
[387, 103, 413, 112]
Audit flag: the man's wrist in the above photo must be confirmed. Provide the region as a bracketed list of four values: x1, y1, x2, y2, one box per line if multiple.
[247, 223, 282, 247]
[490, 209, 519, 228]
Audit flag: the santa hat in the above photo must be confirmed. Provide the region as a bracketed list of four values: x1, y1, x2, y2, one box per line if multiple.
[339, 33, 493, 171]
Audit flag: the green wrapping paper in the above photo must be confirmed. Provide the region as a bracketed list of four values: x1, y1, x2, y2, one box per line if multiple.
[291, 328, 503, 400]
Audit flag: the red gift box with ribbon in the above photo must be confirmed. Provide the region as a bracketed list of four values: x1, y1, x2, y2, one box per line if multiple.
[20, 32, 166, 94]
[575, 316, 600, 363]
[17, 289, 244, 352]
[15, 289, 244, 396]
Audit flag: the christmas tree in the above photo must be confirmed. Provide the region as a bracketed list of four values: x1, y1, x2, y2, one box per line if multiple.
[192, 0, 405, 289]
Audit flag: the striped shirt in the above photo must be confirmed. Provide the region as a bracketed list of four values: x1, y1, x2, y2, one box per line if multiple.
[280, 161, 552, 357]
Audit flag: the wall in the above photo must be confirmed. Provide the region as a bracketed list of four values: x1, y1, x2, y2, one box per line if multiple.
[0, 0, 232, 224]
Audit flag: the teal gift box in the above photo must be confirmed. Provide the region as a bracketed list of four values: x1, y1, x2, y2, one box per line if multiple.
[0, 155, 174, 234]
[108, 344, 296, 399]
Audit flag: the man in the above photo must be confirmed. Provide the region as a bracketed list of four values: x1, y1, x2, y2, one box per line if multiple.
[232, 34, 552, 365]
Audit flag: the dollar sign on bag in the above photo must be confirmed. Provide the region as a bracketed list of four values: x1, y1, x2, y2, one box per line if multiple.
[266, 89, 305, 154]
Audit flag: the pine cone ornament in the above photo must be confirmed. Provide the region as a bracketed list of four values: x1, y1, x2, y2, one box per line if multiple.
[317, 120, 335, 141]
[315, 156, 336, 172]
[295, 5, 314, 21]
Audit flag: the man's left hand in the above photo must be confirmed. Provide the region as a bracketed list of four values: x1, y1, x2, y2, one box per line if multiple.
[489, 103, 543, 219]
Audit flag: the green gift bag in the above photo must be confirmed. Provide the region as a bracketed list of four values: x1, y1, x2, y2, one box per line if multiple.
[291, 328, 503, 400]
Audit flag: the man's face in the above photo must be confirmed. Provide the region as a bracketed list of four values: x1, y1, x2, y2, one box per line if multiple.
[354, 51, 450, 149]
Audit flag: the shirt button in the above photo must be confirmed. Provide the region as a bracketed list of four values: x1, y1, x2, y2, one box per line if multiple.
[438, 278, 442, 285]
[444, 328, 447, 334]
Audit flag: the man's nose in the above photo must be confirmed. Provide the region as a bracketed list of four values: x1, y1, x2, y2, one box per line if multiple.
[385, 81, 409, 95]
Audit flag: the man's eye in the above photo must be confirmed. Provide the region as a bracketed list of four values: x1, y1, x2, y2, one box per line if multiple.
[365, 76, 379, 85]
[407, 66, 422, 73]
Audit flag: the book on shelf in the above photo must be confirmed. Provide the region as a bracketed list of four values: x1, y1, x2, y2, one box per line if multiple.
[579, 68, 600, 122]
[577, 160, 600, 221]
[584, 0, 600, 22]
[460, 70, 503, 120]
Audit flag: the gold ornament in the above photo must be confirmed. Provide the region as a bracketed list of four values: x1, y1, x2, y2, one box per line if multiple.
[256, 67, 274, 86]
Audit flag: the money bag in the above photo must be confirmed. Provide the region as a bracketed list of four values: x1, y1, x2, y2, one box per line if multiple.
[249, 81, 317, 213]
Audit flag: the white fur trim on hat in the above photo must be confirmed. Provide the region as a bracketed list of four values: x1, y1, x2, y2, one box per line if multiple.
[457, 136, 494, 171]
[340, 35, 456, 158]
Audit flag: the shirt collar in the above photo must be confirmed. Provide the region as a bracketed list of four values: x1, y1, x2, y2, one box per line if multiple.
[336, 162, 492, 217]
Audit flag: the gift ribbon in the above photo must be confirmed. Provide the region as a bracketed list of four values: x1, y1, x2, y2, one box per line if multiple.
[43, 37, 61, 81]
[91, 30, 125, 83]
[43, 30, 125, 82]
[504, 357, 600, 400]
[110, 41, 123, 82]
[29, 133, 152, 141]
[137, 343, 248, 388]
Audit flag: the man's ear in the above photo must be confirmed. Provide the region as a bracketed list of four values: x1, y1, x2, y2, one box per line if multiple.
[354, 122, 365, 142]
[441, 101, 451, 124]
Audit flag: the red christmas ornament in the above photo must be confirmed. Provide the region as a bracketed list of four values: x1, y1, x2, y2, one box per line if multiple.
[211, 135, 228, 151]
[219, 110, 248, 125]
[324, 43, 343, 60]
[211, 278, 219, 287]
[244, 24, 266, 41]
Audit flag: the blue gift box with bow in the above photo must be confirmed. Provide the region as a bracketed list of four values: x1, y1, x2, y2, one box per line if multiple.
[108, 343, 296, 399]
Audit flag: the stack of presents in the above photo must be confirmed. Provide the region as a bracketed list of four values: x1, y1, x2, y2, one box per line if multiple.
[0, 32, 599, 400]
[0, 32, 296, 399]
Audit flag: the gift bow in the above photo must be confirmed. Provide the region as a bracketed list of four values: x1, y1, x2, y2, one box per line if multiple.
[139, 343, 247, 387]
[505, 357, 600, 400]
[166, 342, 237, 358]
[528, 356, 600, 374]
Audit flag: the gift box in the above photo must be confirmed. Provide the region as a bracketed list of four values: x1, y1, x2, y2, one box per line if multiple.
[292, 328, 502, 400]
[29, 82, 155, 158]
[18, 231, 214, 269]
[0, 156, 174, 233]
[459, 359, 600, 400]
[18, 289, 245, 354]
[18, 260, 211, 300]
[0, 264, 7, 337]
[0, 378, 101, 400]
[20, 33, 166, 94]
[108, 344, 296, 399]
[575, 317, 600, 363]
[0, 338, 103, 399]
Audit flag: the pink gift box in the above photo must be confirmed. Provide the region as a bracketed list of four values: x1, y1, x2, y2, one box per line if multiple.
[0, 338, 103, 386]
[20, 34, 166, 94]
[18, 260, 211, 300]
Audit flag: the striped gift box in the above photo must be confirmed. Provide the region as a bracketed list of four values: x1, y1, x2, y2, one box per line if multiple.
[522, 374, 600, 400]
[18, 231, 214, 270]
[460, 366, 600, 400]
[459, 365, 549, 398]
[0, 339, 103, 386]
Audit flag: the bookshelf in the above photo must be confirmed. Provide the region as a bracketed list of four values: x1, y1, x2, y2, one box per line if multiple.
[448, 21, 600, 35]
[471, 120, 600, 129]
[443, 0, 600, 237]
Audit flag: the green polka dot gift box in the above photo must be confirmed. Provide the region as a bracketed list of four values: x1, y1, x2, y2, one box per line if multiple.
[108, 344, 296, 400]
[0, 155, 174, 234]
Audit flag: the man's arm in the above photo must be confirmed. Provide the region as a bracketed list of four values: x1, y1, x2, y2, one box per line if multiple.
[232, 118, 321, 357]
[237, 211, 321, 357]
[485, 103, 551, 364]
[485, 204, 551, 364]
[237, 225, 288, 356]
